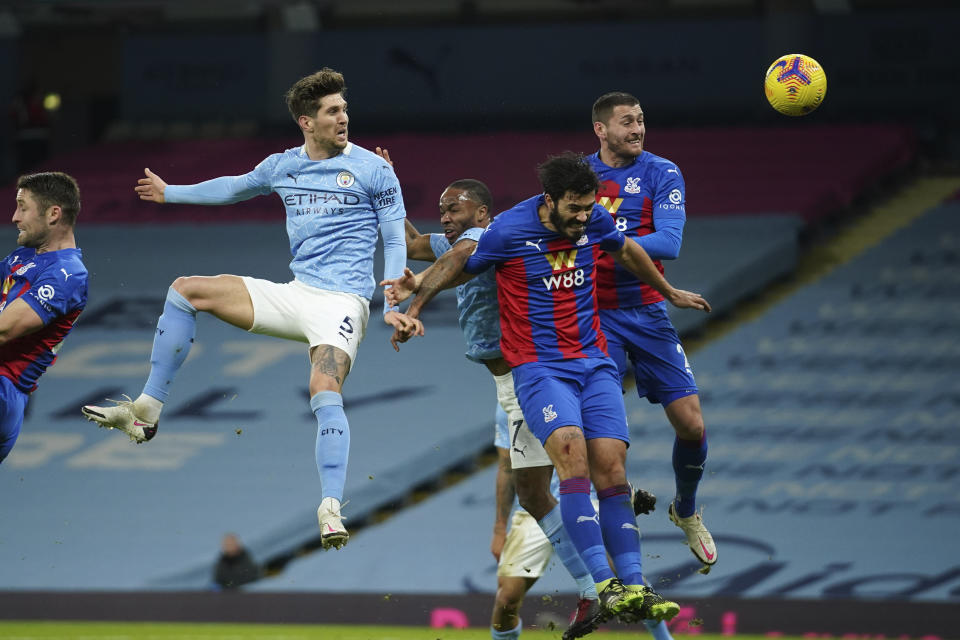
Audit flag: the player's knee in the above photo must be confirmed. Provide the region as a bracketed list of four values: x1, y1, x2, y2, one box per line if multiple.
[495, 585, 526, 610]
[309, 377, 342, 395]
[170, 276, 191, 296]
[516, 490, 553, 519]
[548, 441, 589, 478]
[667, 397, 705, 440]
[593, 467, 626, 490]
[681, 422, 705, 440]
[171, 276, 205, 307]
[591, 456, 627, 488]
[172, 275, 236, 310]
[674, 415, 705, 440]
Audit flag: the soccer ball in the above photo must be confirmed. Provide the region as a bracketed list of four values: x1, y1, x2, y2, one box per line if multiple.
[764, 54, 827, 116]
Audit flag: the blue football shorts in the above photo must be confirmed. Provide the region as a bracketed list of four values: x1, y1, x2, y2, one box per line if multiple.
[512, 356, 629, 447]
[600, 302, 699, 406]
[0, 376, 29, 463]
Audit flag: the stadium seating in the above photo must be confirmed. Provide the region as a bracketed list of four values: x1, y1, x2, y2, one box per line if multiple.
[0, 123, 915, 224]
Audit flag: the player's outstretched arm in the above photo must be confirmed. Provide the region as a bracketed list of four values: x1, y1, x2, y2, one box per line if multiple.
[404, 219, 436, 261]
[379, 241, 476, 311]
[614, 237, 711, 312]
[380, 241, 477, 351]
[135, 167, 167, 203]
[405, 239, 477, 318]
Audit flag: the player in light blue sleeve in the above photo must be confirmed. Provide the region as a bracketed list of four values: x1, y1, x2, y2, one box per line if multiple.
[389, 169, 601, 639]
[81, 68, 421, 550]
[385, 152, 679, 638]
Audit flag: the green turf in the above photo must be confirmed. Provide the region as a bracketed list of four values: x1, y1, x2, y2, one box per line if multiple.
[0, 621, 800, 640]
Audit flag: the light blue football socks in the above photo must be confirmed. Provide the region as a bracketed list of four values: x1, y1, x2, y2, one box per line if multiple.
[311, 390, 350, 501]
[143, 286, 197, 404]
[491, 620, 522, 640]
[538, 504, 599, 599]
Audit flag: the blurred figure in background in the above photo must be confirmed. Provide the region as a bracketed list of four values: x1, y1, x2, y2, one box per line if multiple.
[213, 533, 260, 590]
[9, 80, 52, 173]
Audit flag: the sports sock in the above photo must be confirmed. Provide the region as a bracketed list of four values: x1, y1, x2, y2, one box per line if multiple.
[491, 620, 522, 640]
[644, 619, 675, 640]
[538, 504, 598, 600]
[142, 286, 197, 413]
[597, 484, 643, 585]
[559, 477, 614, 583]
[673, 433, 708, 518]
[134, 394, 163, 424]
[312, 391, 350, 502]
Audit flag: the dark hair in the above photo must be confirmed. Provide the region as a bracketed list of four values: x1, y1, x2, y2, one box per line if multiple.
[447, 179, 493, 211]
[536, 152, 599, 204]
[16, 171, 81, 226]
[285, 68, 346, 121]
[591, 91, 641, 125]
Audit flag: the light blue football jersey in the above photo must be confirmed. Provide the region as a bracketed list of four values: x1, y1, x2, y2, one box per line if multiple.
[429, 228, 501, 362]
[164, 143, 406, 300]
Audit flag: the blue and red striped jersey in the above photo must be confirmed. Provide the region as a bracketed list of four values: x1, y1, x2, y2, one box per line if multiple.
[587, 150, 686, 309]
[464, 195, 625, 368]
[0, 247, 88, 393]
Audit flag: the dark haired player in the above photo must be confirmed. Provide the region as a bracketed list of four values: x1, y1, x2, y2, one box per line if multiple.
[81, 68, 421, 550]
[588, 92, 716, 572]
[1, 171, 88, 463]
[384, 152, 710, 622]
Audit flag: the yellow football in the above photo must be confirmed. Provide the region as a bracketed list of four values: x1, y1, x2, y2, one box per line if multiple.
[764, 54, 827, 116]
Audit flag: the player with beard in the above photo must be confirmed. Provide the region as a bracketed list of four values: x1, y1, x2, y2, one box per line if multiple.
[383, 153, 710, 623]
[391, 168, 604, 639]
[1, 172, 88, 463]
[587, 92, 716, 572]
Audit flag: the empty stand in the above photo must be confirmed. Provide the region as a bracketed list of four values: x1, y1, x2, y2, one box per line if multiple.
[0, 123, 915, 224]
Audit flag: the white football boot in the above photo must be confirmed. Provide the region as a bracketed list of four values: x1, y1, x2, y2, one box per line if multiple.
[317, 497, 349, 550]
[82, 397, 158, 443]
[668, 501, 717, 573]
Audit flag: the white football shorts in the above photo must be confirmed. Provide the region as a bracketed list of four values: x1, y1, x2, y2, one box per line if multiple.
[493, 371, 552, 469]
[241, 277, 370, 365]
[497, 509, 552, 579]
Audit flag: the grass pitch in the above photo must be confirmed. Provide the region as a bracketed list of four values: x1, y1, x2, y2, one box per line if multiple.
[0, 621, 803, 639]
